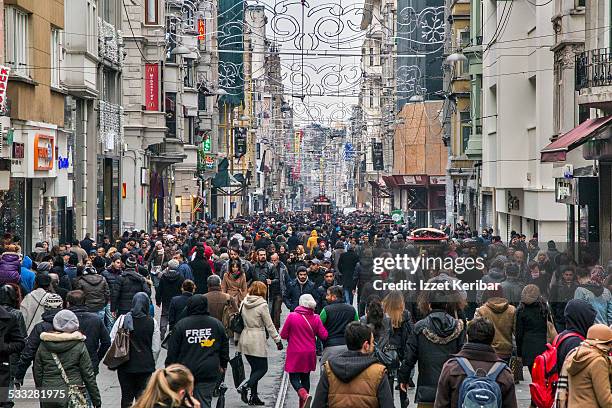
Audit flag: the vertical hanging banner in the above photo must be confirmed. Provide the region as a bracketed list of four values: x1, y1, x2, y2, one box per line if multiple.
[218, 0, 244, 105]
[233, 127, 247, 157]
[0, 65, 11, 113]
[198, 18, 206, 40]
[372, 142, 384, 170]
[144, 63, 160, 111]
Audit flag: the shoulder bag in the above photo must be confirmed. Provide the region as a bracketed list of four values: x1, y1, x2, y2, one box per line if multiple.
[102, 315, 130, 370]
[50, 352, 88, 408]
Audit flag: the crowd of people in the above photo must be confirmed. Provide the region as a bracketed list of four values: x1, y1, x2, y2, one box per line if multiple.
[0, 212, 609, 408]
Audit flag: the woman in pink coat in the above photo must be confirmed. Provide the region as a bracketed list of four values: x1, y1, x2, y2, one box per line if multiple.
[280, 293, 328, 408]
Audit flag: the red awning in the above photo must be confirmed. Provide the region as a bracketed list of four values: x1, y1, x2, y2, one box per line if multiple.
[541, 116, 612, 162]
[382, 175, 428, 187]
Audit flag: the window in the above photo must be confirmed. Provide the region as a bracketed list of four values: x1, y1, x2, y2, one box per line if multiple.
[460, 111, 471, 151]
[184, 59, 194, 87]
[184, 7, 195, 30]
[87, 1, 97, 53]
[369, 88, 374, 108]
[460, 31, 470, 48]
[369, 47, 374, 66]
[4, 7, 29, 77]
[166, 16, 177, 63]
[101, 69, 115, 102]
[165, 92, 177, 137]
[185, 117, 195, 144]
[145, 0, 159, 24]
[198, 93, 207, 111]
[50, 29, 61, 88]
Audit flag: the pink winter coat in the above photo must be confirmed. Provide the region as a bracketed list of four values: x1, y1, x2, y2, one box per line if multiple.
[280, 306, 328, 373]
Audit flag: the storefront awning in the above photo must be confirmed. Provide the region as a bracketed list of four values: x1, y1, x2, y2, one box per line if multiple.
[541, 116, 612, 162]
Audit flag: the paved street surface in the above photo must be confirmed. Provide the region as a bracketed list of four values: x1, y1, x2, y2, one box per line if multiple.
[19, 303, 533, 407]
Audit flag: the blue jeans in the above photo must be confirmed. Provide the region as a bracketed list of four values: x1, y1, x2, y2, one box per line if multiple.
[343, 288, 353, 305]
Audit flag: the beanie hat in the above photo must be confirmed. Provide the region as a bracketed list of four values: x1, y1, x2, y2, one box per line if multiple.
[36, 262, 52, 273]
[521, 284, 541, 305]
[92, 256, 106, 269]
[299, 294, 317, 310]
[42, 293, 63, 309]
[586, 324, 612, 343]
[53, 309, 79, 333]
[125, 256, 137, 268]
[167, 259, 180, 271]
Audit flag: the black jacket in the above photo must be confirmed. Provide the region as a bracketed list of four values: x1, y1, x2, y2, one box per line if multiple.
[191, 257, 212, 295]
[0, 305, 25, 385]
[398, 310, 465, 403]
[283, 278, 317, 311]
[102, 268, 122, 307]
[156, 270, 185, 312]
[252, 262, 280, 296]
[14, 308, 60, 381]
[389, 310, 413, 362]
[120, 315, 156, 374]
[550, 281, 578, 328]
[320, 300, 357, 347]
[515, 302, 548, 367]
[68, 306, 111, 374]
[337, 250, 359, 289]
[311, 350, 394, 408]
[112, 269, 151, 314]
[315, 281, 335, 313]
[74, 273, 110, 312]
[165, 296, 229, 383]
[168, 292, 193, 330]
[555, 299, 596, 373]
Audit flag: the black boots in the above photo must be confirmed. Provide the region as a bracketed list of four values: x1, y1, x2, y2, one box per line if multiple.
[236, 380, 249, 404]
[249, 394, 265, 406]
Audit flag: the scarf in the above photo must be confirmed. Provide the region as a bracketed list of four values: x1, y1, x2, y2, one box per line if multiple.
[122, 292, 150, 331]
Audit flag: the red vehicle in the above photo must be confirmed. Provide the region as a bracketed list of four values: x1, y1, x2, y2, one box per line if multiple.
[311, 195, 333, 215]
[407, 228, 449, 243]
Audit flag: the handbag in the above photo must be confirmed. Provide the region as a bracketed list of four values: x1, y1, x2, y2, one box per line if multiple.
[509, 355, 523, 384]
[229, 352, 245, 388]
[103, 315, 130, 370]
[229, 304, 245, 334]
[161, 330, 172, 350]
[50, 353, 88, 408]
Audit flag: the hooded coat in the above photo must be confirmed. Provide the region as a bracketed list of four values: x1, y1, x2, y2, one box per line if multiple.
[515, 301, 548, 367]
[565, 341, 612, 408]
[555, 299, 596, 373]
[74, 273, 110, 312]
[111, 268, 151, 315]
[165, 295, 229, 383]
[237, 295, 281, 357]
[474, 297, 516, 357]
[280, 305, 328, 373]
[574, 283, 612, 326]
[155, 269, 185, 312]
[398, 310, 465, 403]
[306, 231, 319, 254]
[311, 350, 394, 408]
[0, 252, 20, 285]
[33, 331, 101, 408]
[19, 256, 36, 294]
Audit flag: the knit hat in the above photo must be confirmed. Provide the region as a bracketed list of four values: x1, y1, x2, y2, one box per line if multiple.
[36, 262, 52, 273]
[92, 256, 106, 269]
[521, 284, 541, 305]
[299, 294, 317, 310]
[53, 309, 79, 333]
[586, 324, 612, 343]
[42, 293, 63, 309]
[125, 256, 137, 268]
[167, 259, 180, 271]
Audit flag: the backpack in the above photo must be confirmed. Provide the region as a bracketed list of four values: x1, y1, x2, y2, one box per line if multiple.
[455, 357, 506, 408]
[373, 322, 399, 371]
[529, 332, 585, 408]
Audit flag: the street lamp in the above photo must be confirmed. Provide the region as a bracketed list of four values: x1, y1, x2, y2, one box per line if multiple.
[445, 52, 468, 64]
[170, 45, 191, 56]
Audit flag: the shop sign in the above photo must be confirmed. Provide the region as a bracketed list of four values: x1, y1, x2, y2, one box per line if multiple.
[204, 154, 216, 170]
[429, 176, 447, 185]
[34, 134, 54, 171]
[144, 63, 160, 111]
[202, 135, 211, 153]
[57, 155, 69, 169]
[555, 178, 577, 205]
[0, 65, 10, 113]
[11, 142, 24, 159]
[198, 19, 206, 40]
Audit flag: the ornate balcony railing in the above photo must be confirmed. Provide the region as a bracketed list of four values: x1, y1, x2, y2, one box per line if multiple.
[575, 48, 612, 91]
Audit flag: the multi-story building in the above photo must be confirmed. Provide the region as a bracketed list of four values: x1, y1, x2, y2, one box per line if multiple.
[1, 0, 70, 251]
[482, 0, 566, 241]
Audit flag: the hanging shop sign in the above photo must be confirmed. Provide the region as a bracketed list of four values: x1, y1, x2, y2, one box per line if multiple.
[198, 18, 206, 40]
[555, 178, 577, 205]
[33, 134, 54, 171]
[144, 63, 160, 111]
[202, 134, 211, 153]
[233, 127, 247, 157]
[12, 142, 24, 159]
[372, 142, 384, 171]
[57, 155, 69, 169]
[204, 154, 216, 170]
[0, 65, 10, 113]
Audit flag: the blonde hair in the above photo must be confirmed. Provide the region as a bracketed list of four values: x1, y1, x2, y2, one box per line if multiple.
[249, 281, 267, 298]
[383, 291, 405, 329]
[132, 364, 194, 408]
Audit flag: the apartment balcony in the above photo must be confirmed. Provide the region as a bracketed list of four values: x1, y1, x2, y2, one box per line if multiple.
[98, 18, 124, 68]
[575, 48, 612, 109]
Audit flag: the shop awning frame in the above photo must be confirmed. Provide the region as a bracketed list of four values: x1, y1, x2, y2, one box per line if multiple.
[541, 116, 612, 162]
